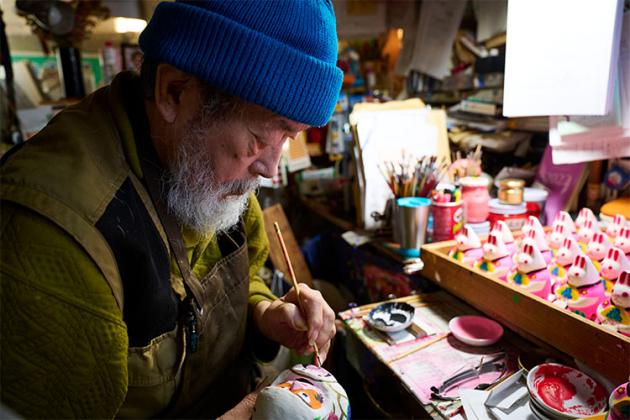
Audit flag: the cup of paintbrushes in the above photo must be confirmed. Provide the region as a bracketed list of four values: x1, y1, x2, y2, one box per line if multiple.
[392, 197, 431, 258]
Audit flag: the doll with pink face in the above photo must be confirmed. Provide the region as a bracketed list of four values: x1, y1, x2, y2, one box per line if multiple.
[475, 232, 513, 280]
[491, 220, 517, 255]
[586, 232, 612, 272]
[597, 271, 630, 337]
[253, 364, 350, 420]
[448, 225, 483, 266]
[613, 226, 630, 258]
[524, 227, 553, 265]
[507, 240, 552, 300]
[606, 214, 626, 240]
[556, 254, 606, 322]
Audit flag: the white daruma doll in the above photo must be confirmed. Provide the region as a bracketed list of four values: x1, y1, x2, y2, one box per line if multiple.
[549, 237, 582, 291]
[586, 231, 612, 272]
[522, 216, 545, 238]
[575, 207, 597, 231]
[448, 225, 483, 266]
[253, 364, 350, 420]
[552, 211, 577, 236]
[548, 223, 568, 256]
[606, 214, 626, 239]
[576, 218, 598, 247]
[524, 226, 553, 265]
[475, 232, 513, 280]
[600, 247, 630, 290]
[614, 226, 630, 258]
[507, 240, 551, 300]
[491, 220, 517, 255]
[556, 254, 606, 322]
[597, 270, 630, 337]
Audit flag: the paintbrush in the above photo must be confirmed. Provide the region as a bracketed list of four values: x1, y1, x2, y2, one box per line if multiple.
[273, 222, 322, 367]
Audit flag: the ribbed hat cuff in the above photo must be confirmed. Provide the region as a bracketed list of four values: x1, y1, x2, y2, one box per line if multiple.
[139, 2, 342, 126]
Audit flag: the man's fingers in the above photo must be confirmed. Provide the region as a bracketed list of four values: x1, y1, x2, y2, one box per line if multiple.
[271, 300, 308, 331]
[292, 284, 325, 344]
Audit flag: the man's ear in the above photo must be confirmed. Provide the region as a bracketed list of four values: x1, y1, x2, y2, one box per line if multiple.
[154, 63, 194, 124]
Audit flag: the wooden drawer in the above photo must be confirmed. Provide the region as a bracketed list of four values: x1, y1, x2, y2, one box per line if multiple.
[420, 239, 630, 384]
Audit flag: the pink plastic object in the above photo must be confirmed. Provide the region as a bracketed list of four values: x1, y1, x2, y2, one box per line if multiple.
[448, 315, 504, 347]
[526, 363, 607, 418]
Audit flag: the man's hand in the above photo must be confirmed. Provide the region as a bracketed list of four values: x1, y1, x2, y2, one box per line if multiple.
[254, 284, 336, 362]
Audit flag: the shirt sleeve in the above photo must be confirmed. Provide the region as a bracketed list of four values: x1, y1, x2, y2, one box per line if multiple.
[0, 202, 129, 418]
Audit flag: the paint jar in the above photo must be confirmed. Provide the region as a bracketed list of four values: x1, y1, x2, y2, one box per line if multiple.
[460, 177, 490, 223]
[524, 187, 549, 223]
[432, 200, 464, 242]
[488, 199, 527, 231]
[498, 179, 525, 205]
[393, 197, 431, 257]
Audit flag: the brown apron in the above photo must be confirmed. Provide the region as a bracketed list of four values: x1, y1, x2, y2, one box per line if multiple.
[118, 128, 255, 418]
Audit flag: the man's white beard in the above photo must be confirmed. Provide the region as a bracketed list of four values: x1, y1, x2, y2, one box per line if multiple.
[164, 131, 259, 235]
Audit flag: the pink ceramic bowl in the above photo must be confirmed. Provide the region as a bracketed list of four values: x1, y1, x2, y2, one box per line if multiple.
[526, 363, 607, 419]
[448, 315, 504, 346]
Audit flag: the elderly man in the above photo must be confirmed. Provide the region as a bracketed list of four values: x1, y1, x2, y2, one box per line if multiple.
[0, 0, 342, 418]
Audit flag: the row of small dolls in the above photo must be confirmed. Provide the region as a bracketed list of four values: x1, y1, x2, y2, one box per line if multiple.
[447, 210, 630, 336]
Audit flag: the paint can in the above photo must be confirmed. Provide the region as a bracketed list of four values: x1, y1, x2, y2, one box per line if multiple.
[432, 200, 464, 242]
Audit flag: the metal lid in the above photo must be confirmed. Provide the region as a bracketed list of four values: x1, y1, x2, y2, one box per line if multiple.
[499, 178, 525, 189]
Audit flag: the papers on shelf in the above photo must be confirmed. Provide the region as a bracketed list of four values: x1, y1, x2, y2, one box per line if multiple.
[503, 0, 624, 116]
[405, 0, 467, 79]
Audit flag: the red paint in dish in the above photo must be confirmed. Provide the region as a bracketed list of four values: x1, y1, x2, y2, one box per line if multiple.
[537, 376, 577, 412]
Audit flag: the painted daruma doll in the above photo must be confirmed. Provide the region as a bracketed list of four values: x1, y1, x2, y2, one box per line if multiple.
[600, 247, 630, 294]
[607, 214, 626, 239]
[253, 364, 350, 420]
[507, 240, 551, 300]
[491, 220, 517, 255]
[556, 254, 606, 322]
[614, 226, 630, 257]
[597, 270, 630, 337]
[475, 232, 513, 280]
[586, 231, 612, 272]
[448, 225, 483, 266]
[549, 237, 581, 289]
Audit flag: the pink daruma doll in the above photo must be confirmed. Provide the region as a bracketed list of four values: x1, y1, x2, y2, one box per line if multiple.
[475, 232, 513, 280]
[507, 240, 551, 300]
[556, 254, 606, 322]
[597, 270, 630, 337]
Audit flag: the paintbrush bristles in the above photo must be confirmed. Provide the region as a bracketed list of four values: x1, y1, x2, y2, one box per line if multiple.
[379, 154, 443, 199]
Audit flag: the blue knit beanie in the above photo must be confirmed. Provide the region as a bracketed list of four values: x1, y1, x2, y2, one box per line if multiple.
[139, 0, 343, 126]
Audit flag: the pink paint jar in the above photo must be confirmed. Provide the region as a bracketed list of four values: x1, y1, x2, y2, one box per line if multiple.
[488, 199, 527, 231]
[461, 177, 490, 223]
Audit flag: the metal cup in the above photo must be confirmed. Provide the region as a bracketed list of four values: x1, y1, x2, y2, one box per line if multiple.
[393, 197, 431, 257]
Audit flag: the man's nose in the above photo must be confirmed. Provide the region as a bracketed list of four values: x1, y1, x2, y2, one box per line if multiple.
[251, 143, 284, 179]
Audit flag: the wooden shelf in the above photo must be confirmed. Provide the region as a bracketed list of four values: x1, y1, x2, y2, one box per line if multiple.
[420, 239, 630, 384]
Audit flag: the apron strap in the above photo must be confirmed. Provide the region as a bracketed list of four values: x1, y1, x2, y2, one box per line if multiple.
[135, 136, 204, 312]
